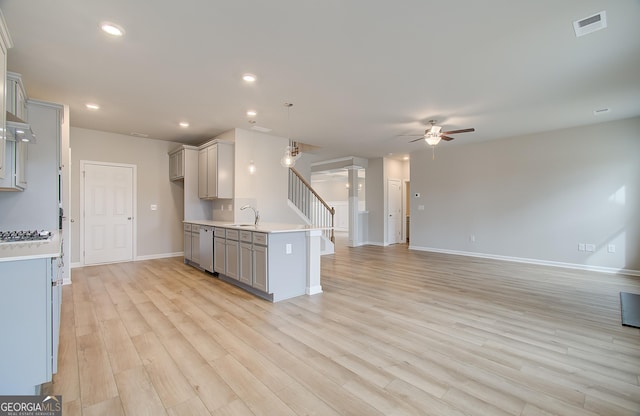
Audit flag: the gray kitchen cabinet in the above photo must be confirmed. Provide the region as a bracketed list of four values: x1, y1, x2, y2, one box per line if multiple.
[213, 227, 226, 274]
[0, 256, 62, 394]
[237, 230, 268, 291]
[253, 243, 268, 293]
[184, 223, 192, 262]
[0, 16, 9, 180]
[0, 138, 27, 191]
[239, 230, 253, 285]
[198, 141, 234, 199]
[0, 72, 29, 191]
[7, 72, 27, 121]
[199, 225, 214, 272]
[168, 148, 184, 181]
[191, 224, 200, 265]
[225, 229, 239, 280]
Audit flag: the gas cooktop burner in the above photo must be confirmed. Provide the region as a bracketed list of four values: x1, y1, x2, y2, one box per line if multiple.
[0, 230, 52, 243]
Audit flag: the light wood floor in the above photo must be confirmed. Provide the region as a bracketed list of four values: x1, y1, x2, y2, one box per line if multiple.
[50, 241, 640, 415]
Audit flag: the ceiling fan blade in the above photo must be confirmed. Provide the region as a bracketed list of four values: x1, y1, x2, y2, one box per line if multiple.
[440, 136, 455, 141]
[409, 137, 425, 143]
[441, 128, 475, 135]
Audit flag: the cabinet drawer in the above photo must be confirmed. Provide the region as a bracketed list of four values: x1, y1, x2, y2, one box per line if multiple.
[226, 229, 239, 240]
[239, 230, 252, 243]
[214, 227, 226, 238]
[184, 223, 192, 232]
[192, 224, 200, 233]
[253, 232, 268, 246]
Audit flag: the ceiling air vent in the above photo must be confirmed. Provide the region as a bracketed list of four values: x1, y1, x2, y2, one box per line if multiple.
[573, 11, 607, 37]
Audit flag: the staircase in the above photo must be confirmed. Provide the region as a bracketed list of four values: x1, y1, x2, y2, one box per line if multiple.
[288, 168, 335, 254]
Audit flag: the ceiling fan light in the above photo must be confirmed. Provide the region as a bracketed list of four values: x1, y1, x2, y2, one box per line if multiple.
[431, 125, 442, 135]
[425, 136, 441, 146]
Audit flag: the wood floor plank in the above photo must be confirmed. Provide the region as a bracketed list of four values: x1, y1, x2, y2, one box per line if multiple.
[114, 366, 167, 416]
[75, 331, 119, 407]
[101, 318, 142, 374]
[49, 240, 640, 415]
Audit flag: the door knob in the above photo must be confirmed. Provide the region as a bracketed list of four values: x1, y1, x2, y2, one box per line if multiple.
[128, 217, 132, 220]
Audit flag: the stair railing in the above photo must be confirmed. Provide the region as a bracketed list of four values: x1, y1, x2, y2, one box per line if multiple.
[288, 168, 335, 243]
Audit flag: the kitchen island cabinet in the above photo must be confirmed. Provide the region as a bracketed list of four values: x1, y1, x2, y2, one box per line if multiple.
[0, 233, 62, 394]
[184, 221, 323, 302]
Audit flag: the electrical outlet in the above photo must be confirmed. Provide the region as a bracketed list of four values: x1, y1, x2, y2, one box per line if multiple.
[608, 244, 616, 253]
[578, 243, 585, 252]
[418, 205, 425, 211]
[469, 234, 475, 243]
[285, 244, 292, 254]
[150, 204, 157, 211]
[585, 244, 596, 252]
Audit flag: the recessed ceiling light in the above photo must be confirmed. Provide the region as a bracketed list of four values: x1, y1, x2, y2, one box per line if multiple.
[85, 103, 100, 110]
[246, 110, 257, 117]
[100, 22, 125, 37]
[403, 156, 410, 160]
[242, 73, 257, 82]
[179, 121, 190, 128]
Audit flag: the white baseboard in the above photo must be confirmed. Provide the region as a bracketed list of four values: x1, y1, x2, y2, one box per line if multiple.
[361, 241, 389, 247]
[70, 252, 184, 268]
[409, 245, 640, 277]
[306, 285, 323, 295]
[135, 252, 183, 261]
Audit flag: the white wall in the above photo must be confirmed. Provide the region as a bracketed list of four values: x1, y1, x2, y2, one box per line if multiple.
[69, 127, 184, 263]
[409, 116, 640, 274]
[232, 128, 306, 225]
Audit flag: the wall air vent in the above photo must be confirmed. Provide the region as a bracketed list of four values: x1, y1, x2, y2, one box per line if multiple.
[573, 11, 607, 37]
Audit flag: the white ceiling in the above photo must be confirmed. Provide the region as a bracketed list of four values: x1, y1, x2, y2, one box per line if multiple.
[1, 0, 638, 159]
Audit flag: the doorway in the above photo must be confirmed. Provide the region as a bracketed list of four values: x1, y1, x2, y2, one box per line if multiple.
[81, 161, 136, 265]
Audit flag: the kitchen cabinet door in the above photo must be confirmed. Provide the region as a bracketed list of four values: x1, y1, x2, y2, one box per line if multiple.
[0, 28, 7, 180]
[191, 225, 200, 265]
[239, 242, 253, 285]
[214, 236, 226, 274]
[206, 145, 218, 198]
[184, 229, 192, 261]
[198, 149, 207, 198]
[169, 149, 184, 181]
[253, 245, 268, 292]
[225, 238, 239, 280]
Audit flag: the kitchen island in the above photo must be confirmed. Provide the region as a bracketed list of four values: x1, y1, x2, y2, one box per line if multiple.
[0, 232, 63, 394]
[184, 221, 323, 302]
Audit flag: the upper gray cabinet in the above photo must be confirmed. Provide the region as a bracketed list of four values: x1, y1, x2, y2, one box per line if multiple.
[168, 147, 185, 181]
[0, 11, 12, 180]
[6, 71, 27, 121]
[0, 73, 29, 191]
[198, 140, 233, 199]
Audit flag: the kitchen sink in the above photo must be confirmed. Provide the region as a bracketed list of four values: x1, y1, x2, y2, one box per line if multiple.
[228, 224, 255, 227]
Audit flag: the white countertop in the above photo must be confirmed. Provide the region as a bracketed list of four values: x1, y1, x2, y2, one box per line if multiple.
[0, 231, 62, 262]
[184, 220, 327, 234]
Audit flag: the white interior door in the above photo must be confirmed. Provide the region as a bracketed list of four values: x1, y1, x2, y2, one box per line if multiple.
[387, 179, 402, 244]
[82, 162, 135, 265]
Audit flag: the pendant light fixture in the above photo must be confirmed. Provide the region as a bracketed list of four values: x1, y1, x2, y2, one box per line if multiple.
[281, 103, 301, 168]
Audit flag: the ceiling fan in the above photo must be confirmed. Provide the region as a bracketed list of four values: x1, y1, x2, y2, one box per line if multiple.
[408, 120, 475, 146]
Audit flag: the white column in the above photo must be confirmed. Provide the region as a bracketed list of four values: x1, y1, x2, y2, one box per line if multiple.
[347, 167, 359, 247]
[306, 229, 322, 295]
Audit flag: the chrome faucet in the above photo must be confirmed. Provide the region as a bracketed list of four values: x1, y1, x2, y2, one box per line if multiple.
[240, 205, 260, 226]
